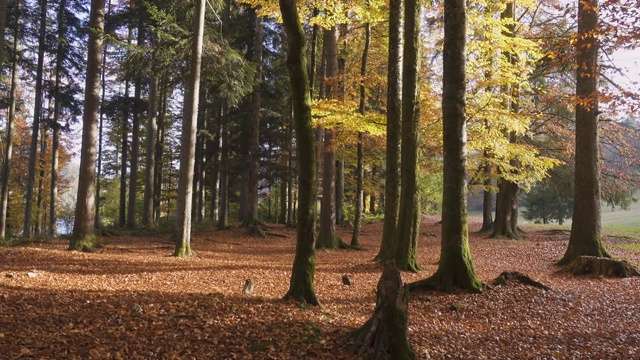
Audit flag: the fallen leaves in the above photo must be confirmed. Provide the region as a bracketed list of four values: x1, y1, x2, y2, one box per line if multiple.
[0, 218, 639, 359]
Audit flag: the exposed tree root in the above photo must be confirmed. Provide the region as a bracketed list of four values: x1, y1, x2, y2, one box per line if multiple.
[562, 256, 639, 278]
[491, 271, 551, 291]
[351, 261, 415, 360]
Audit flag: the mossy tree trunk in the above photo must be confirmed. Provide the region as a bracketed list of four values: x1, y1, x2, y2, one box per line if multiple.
[279, 0, 320, 306]
[174, 0, 206, 257]
[376, 0, 402, 261]
[352, 261, 415, 360]
[409, 0, 482, 293]
[392, 0, 421, 272]
[558, 0, 609, 265]
[71, 0, 105, 250]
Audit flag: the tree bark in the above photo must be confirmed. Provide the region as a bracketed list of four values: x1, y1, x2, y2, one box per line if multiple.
[71, 0, 105, 249]
[119, 76, 130, 228]
[377, 0, 402, 261]
[352, 21, 371, 249]
[217, 106, 230, 230]
[95, 0, 111, 229]
[559, 0, 609, 264]
[352, 261, 415, 360]
[393, 0, 421, 272]
[279, 0, 320, 306]
[409, 0, 482, 293]
[335, 159, 345, 226]
[174, 0, 205, 257]
[316, 26, 344, 249]
[143, 76, 158, 226]
[23, 0, 48, 238]
[243, 13, 263, 229]
[0, 6, 20, 239]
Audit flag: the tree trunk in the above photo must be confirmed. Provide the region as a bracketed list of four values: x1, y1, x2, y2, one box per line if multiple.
[119, 76, 130, 228]
[409, 0, 482, 293]
[71, 0, 105, 249]
[192, 86, 206, 223]
[316, 26, 344, 249]
[563, 256, 638, 277]
[279, 0, 320, 306]
[217, 108, 230, 230]
[393, 0, 421, 272]
[174, 0, 205, 257]
[243, 13, 263, 229]
[559, 0, 609, 264]
[208, 101, 222, 223]
[478, 154, 494, 232]
[95, 0, 111, 229]
[377, 0, 402, 261]
[154, 80, 167, 222]
[352, 261, 415, 360]
[335, 159, 345, 226]
[0, 8, 20, 239]
[143, 76, 158, 226]
[35, 129, 48, 235]
[352, 21, 371, 249]
[23, 0, 48, 238]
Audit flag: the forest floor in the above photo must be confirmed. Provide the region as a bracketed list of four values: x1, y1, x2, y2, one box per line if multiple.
[1, 216, 639, 359]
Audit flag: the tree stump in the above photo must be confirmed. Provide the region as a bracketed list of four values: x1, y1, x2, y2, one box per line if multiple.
[351, 260, 414, 360]
[564, 256, 639, 277]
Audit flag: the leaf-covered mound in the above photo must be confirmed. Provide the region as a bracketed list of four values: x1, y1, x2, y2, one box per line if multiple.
[1, 218, 639, 359]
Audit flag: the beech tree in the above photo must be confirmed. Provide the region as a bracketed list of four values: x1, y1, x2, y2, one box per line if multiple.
[409, 0, 482, 293]
[71, 0, 106, 249]
[558, 0, 609, 264]
[279, 0, 320, 306]
[376, 0, 402, 261]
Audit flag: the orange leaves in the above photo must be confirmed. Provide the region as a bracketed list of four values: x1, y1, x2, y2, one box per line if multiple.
[1, 222, 640, 358]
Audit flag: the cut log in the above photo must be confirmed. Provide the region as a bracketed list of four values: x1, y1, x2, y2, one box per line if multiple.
[491, 271, 551, 291]
[564, 256, 639, 278]
[351, 260, 414, 360]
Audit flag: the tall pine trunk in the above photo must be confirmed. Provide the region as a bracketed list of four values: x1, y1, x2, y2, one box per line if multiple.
[24, 0, 48, 237]
[175, 0, 205, 257]
[143, 76, 158, 226]
[71, 0, 105, 249]
[0, 6, 21, 239]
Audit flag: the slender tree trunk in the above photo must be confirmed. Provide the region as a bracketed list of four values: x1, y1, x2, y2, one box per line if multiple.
[217, 106, 229, 229]
[279, 0, 320, 306]
[409, 0, 482, 293]
[377, 0, 402, 261]
[393, 0, 421, 272]
[143, 76, 158, 226]
[127, 15, 144, 228]
[35, 129, 47, 235]
[119, 77, 130, 228]
[95, 0, 111, 229]
[193, 86, 206, 223]
[351, 21, 371, 249]
[287, 112, 294, 226]
[154, 79, 168, 221]
[71, 0, 105, 249]
[0, 0, 7, 69]
[0, 8, 21, 239]
[23, 0, 48, 238]
[559, 0, 609, 264]
[491, 3, 520, 239]
[243, 13, 263, 228]
[208, 101, 221, 223]
[175, 0, 205, 257]
[335, 159, 344, 225]
[316, 26, 343, 249]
